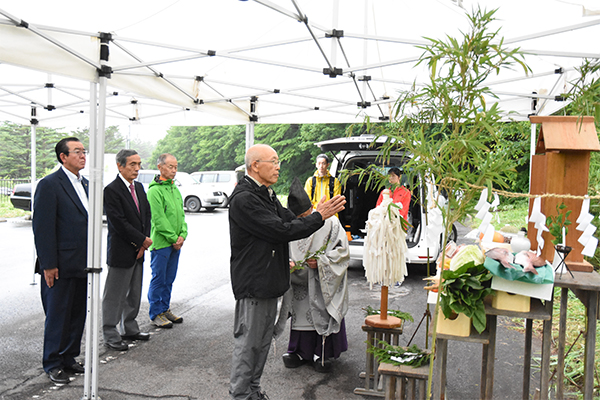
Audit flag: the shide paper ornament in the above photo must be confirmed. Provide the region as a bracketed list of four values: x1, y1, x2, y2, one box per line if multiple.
[576, 197, 598, 257]
[528, 197, 549, 255]
[363, 189, 408, 328]
[475, 188, 500, 242]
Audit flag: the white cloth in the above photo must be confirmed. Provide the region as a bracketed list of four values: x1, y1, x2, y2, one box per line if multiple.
[363, 195, 408, 288]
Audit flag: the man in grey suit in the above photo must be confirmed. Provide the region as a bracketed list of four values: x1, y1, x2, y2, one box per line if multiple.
[102, 149, 152, 351]
[33, 137, 89, 384]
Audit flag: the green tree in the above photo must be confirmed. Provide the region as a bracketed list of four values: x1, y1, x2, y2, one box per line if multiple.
[151, 123, 350, 193]
[151, 126, 203, 171]
[0, 122, 63, 178]
[73, 125, 127, 153]
[371, 8, 530, 387]
[494, 121, 531, 196]
[131, 137, 155, 169]
[374, 7, 529, 229]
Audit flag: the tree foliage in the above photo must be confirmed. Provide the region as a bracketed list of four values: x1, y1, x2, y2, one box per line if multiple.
[151, 123, 350, 193]
[0, 122, 63, 178]
[0, 122, 154, 178]
[372, 7, 530, 233]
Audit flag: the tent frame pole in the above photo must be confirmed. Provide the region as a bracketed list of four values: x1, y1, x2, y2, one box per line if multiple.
[82, 76, 106, 400]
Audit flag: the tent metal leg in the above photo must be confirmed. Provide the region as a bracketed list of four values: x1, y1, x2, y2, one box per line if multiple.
[82, 75, 107, 400]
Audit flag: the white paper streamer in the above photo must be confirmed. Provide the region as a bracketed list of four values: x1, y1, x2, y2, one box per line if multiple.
[576, 198, 597, 257]
[426, 207, 444, 245]
[578, 224, 596, 245]
[482, 224, 496, 242]
[475, 188, 500, 240]
[528, 197, 548, 255]
[491, 193, 500, 208]
[478, 213, 493, 235]
[475, 202, 491, 220]
[474, 188, 488, 211]
[576, 198, 591, 224]
[582, 237, 599, 257]
[363, 194, 408, 289]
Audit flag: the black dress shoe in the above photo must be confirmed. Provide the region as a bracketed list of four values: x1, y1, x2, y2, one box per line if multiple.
[48, 368, 70, 384]
[282, 353, 308, 368]
[105, 341, 129, 351]
[64, 361, 85, 373]
[121, 332, 150, 341]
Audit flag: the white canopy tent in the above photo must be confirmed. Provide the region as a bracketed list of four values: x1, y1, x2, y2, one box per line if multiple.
[1, 1, 599, 398]
[2, 0, 600, 130]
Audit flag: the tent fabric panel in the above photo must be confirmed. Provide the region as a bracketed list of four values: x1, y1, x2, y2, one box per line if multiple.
[0, 24, 99, 82]
[109, 74, 249, 124]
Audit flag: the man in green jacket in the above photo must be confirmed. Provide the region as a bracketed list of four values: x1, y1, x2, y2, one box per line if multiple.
[147, 153, 188, 328]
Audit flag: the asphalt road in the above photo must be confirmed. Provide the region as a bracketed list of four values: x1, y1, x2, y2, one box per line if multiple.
[0, 210, 542, 400]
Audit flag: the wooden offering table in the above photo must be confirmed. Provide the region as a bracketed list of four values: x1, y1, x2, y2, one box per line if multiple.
[484, 298, 553, 400]
[378, 362, 429, 400]
[553, 271, 600, 400]
[354, 324, 404, 397]
[432, 298, 552, 400]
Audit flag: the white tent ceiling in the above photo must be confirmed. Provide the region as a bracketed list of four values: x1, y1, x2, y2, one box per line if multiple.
[1, 0, 600, 132]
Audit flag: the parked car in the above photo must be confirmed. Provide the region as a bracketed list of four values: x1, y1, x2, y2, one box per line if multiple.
[137, 170, 226, 212]
[10, 182, 33, 211]
[191, 170, 239, 207]
[316, 134, 457, 266]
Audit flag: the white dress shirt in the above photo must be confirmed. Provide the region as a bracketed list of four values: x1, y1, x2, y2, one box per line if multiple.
[61, 165, 89, 212]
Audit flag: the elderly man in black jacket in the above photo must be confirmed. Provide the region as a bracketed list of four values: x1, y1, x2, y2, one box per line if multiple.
[102, 149, 152, 351]
[228, 144, 345, 400]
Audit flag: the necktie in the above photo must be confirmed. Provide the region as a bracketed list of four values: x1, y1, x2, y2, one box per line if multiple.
[130, 183, 140, 212]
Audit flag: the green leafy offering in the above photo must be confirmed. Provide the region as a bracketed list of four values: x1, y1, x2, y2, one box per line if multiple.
[546, 202, 572, 246]
[290, 243, 328, 273]
[363, 305, 414, 322]
[368, 341, 431, 368]
[440, 261, 493, 334]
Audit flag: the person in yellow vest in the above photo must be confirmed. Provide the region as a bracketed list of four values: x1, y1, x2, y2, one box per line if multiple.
[304, 154, 341, 207]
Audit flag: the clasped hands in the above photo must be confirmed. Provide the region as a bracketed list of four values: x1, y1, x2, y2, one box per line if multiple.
[136, 237, 153, 259]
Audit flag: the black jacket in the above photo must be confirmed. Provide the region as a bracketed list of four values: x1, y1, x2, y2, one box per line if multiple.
[104, 176, 151, 268]
[229, 176, 324, 300]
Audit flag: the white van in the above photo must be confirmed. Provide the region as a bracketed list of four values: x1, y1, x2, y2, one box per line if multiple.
[191, 170, 238, 207]
[137, 170, 226, 212]
[316, 135, 456, 267]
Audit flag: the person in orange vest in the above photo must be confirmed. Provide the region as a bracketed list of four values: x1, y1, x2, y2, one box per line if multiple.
[375, 167, 411, 220]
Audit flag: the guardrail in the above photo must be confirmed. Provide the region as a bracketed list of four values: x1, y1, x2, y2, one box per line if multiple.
[0, 178, 30, 203]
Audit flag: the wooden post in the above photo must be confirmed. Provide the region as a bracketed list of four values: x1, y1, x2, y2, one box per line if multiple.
[366, 285, 402, 328]
[381, 285, 389, 319]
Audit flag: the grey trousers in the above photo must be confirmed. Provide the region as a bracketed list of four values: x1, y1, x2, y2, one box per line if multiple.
[229, 297, 278, 400]
[102, 259, 143, 344]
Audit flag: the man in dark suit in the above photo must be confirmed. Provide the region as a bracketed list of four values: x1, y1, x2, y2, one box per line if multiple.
[33, 137, 89, 385]
[102, 149, 152, 351]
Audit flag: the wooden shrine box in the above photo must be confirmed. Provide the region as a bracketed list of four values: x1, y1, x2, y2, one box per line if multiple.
[528, 116, 600, 272]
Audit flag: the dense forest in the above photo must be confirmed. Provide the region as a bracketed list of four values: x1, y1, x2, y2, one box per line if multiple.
[150, 123, 355, 193]
[149, 121, 534, 196]
[0, 120, 537, 197]
[0, 122, 154, 179]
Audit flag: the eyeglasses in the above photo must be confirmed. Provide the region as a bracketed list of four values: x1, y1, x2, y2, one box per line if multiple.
[256, 159, 281, 167]
[67, 149, 88, 156]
